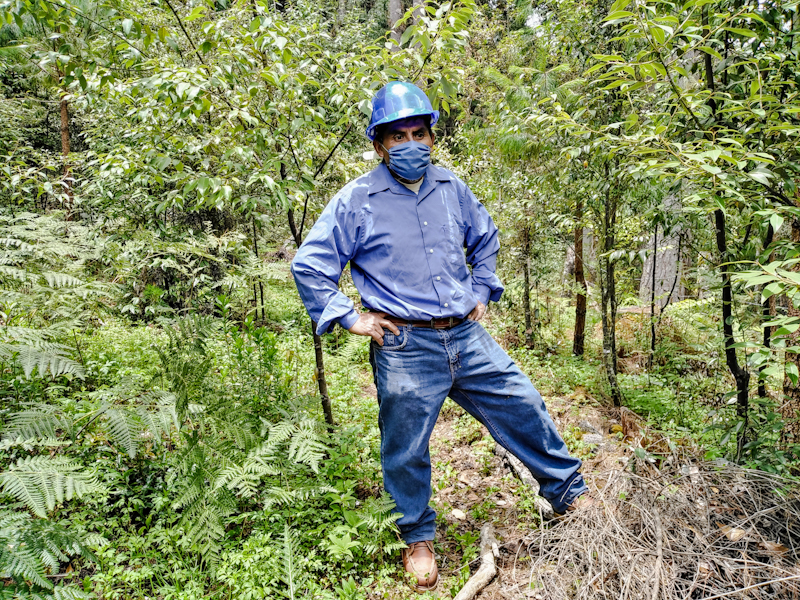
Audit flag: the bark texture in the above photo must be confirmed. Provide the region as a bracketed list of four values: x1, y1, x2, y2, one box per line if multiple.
[60, 96, 73, 218]
[388, 0, 402, 44]
[639, 197, 684, 309]
[522, 226, 534, 347]
[782, 218, 800, 444]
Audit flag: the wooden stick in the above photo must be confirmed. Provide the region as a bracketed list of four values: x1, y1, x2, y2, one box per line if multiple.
[453, 524, 499, 600]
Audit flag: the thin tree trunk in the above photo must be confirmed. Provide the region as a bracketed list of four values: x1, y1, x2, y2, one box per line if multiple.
[759, 224, 774, 398]
[288, 207, 334, 427]
[600, 164, 622, 407]
[312, 320, 334, 426]
[648, 226, 658, 370]
[59, 95, 73, 219]
[522, 227, 533, 347]
[252, 217, 265, 321]
[573, 198, 587, 357]
[714, 208, 750, 460]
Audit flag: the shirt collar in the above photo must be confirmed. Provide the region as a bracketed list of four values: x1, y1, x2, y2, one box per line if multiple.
[368, 161, 451, 196]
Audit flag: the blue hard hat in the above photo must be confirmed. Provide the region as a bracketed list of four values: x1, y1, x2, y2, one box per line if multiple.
[366, 81, 440, 140]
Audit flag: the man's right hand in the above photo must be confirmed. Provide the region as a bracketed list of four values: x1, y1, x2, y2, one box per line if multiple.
[348, 312, 401, 345]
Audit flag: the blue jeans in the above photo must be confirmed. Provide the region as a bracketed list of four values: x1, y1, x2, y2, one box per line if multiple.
[369, 319, 587, 543]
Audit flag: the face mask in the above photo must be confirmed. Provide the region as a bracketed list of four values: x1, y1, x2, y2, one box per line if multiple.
[380, 141, 431, 182]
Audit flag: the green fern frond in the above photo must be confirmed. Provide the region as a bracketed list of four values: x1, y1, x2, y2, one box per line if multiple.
[0, 456, 106, 518]
[0, 510, 101, 598]
[3, 343, 86, 380]
[0, 264, 32, 282]
[286, 419, 327, 473]
[263, 483, 337, 509]
[0, 545, 50, 588]
[4, 403, 70, 440]
[103, 408, 139, 458]
[41, 272, 86, 288]
[52, 587, 92, 599]
[281, 522, 304, 600]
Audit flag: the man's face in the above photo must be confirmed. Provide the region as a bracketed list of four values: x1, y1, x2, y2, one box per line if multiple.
[373, 117, 435, 163]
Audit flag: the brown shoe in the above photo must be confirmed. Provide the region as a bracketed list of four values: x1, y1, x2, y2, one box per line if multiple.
[401, 540, 438, 592]
[553, 493, 597, 520]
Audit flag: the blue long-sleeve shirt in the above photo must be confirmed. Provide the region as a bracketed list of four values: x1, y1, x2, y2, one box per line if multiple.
[291, 161, 504, 335]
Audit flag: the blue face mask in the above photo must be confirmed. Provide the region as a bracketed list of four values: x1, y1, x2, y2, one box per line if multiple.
[380, 141, 431, 182]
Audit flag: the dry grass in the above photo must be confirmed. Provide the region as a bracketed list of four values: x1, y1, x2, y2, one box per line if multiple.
[501, 459, 800, 599]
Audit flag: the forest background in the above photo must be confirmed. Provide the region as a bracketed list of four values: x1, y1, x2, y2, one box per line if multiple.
[1, 0, 800, 596]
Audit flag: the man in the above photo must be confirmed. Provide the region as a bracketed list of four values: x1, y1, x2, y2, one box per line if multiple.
[291, 81, 589, 592]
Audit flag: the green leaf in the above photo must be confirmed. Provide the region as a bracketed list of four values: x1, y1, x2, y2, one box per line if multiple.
[723, 27, 757, 38]
[769, 213, 783, 234]
[605, 10, 635, 21]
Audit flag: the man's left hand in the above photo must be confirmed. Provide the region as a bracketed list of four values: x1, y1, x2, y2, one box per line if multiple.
[467, 301, 486, 322]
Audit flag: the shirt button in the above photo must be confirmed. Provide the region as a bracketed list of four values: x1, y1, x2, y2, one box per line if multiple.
[436, 276, 441, 281]
[429, 249, 434, 254]
[444, 303, 449, 307]
[424, 221, 428, 225]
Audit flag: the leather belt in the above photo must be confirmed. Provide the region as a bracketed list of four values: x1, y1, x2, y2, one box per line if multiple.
[384, 315, 464, 329]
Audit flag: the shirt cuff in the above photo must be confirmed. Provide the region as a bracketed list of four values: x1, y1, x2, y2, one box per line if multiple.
[472, 283, 492, 306]
[338, 310, 360, 332]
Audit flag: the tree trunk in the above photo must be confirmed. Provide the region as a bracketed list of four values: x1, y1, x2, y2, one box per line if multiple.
[714, 208, 750, 460]
[573, 197, 587, 356]
[521, 226, 533, 348]
[600, 166, 622, 407]
[388, 0, 402, 44]
[287, 207, 334, 427]
[252, 218, 266, 322]
[648, 226, 658, 370]
[337, 0, 347, 30]
[758, 223, 774, 398]
[60, 95, 73, 219]
[781, 218, 800, 445]
[639, 197, 683, 309]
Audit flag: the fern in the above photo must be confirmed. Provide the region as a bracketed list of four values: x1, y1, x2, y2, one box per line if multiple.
[0, 456, 106, 518]
[286, 418, 327, 473]
[281, 523, 305, 600]
[13, 344, 85, 380]
[41, 272, 87, 289]
[4, 403, 71, 440]
[0, 510, 101, 599]
[103, 407, 139, 458]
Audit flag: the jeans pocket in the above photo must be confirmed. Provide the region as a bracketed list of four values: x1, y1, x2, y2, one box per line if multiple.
[378, 327, 409, 351]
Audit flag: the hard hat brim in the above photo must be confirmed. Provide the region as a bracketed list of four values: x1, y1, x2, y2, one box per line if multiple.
[366, 109, 440, 140]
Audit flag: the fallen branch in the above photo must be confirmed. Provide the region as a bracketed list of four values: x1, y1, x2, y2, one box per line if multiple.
[495, 444, 554, 518]
[453, 523, 499, 600]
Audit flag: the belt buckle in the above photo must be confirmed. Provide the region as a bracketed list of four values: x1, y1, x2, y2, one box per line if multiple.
[430, 318, 436, 328]
[448, 317, 454, 328]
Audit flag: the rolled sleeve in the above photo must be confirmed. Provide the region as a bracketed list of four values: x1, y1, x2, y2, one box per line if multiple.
[290, 190, 361, 334]
[461, 185, 504, 303]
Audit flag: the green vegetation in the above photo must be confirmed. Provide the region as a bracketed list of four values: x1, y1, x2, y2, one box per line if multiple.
[2, 0, 800, 596]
